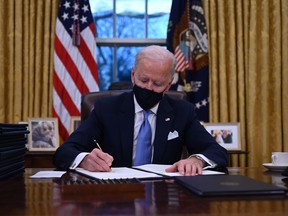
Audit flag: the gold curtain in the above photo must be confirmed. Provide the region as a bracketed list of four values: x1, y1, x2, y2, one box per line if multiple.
[203, 0, 288, 167]
[0, 0, 287, 167]
[0, 0, 59, 123]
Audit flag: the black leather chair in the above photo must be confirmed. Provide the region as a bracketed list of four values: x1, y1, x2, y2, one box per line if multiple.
[108, 81, 133, 90]
[81, 90, 187, 122]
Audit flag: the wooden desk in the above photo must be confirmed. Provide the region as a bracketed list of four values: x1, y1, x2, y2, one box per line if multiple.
[0, 167, 287, 215]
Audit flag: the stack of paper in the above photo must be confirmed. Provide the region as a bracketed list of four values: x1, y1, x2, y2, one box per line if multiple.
[0, 123, 29, 180]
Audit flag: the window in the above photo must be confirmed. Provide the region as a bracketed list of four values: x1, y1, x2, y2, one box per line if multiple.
[90, 0, 172, 90]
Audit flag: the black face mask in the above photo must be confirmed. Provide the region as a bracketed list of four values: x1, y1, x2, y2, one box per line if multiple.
[133, 84, 164, 110]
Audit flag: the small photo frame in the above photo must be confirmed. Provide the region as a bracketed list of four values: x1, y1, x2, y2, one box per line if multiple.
[204, 122, 241, 151]
[70, 116, 81, 134]
[28, 118, 59, 151]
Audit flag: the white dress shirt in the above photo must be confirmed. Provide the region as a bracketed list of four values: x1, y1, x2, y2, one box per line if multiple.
[133, 95, 158, 163]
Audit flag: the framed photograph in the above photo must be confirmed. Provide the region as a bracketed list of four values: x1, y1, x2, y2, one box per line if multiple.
[28, 118, 59, 151]
[204, 123, 241, 151]
[70, 116, 81, 134]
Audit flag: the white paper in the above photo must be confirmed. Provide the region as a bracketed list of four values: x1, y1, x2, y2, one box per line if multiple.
[30, 171, 66, 178]
[75, 167, 162, 180]
[134, 164, 225, 176]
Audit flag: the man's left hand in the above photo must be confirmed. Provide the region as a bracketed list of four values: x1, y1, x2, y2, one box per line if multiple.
[165, 157, 205, 176]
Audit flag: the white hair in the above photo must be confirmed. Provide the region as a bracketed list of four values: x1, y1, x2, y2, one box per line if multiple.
[133, 45, 176, 77]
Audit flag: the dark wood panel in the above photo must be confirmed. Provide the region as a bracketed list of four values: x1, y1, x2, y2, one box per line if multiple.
[25, 151, 55, 168]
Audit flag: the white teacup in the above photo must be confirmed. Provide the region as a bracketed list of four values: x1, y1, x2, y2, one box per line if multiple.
[271, 152, 288, 165]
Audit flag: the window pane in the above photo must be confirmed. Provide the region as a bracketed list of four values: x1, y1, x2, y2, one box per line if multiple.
[116, 0, 145, 38]
[116, 46, 144, 81]
[90, 0, 113, 38]
[148, 0, 172, 38]
[97, 46, 114, 90]
[97, 46, 144, 90]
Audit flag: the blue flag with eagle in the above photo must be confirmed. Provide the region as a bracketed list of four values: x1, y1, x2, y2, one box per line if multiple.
[167, 0, 209, 122]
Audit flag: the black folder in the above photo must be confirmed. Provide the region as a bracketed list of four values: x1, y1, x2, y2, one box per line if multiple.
[0, 160, 24, 175]
[0, 135, 26, 142]
[0, 166, 24, 180]
[0, 123, 28, 130]
[0, 147, 26, 161]
[0, 153, 25, 166]
[0, 138, 26, 149]
[0, 123, 29, 135]
[175, 175, 286, 196]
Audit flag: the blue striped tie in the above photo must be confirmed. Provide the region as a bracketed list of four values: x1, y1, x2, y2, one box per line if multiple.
[134, 110, 152, 166]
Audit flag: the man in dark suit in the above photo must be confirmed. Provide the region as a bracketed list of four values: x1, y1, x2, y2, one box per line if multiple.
[53, 45, 228, 175]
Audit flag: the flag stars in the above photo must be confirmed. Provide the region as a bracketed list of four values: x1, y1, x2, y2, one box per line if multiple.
[80, 16, 87, 24]
[58, 0, 93, 34]
[63, 1, 70, 9]
[195, 98, 209, 109]
[73, 3, 79, 11]
[72, 14, 79, 21]
[62, 12, 69, 20]
[195, 102, 201, 109]
[82, 4, 89, 13]
[202, 99, 208, 106]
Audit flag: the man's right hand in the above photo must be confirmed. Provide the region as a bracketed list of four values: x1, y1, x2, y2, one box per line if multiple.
[79, 148, 113, 172]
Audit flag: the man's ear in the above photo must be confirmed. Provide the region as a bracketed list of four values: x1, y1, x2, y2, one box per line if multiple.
[164, 77, 174, 91]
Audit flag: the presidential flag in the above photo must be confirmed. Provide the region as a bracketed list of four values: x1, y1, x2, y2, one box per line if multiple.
[167, 0, 209, 122]
[53, 0, 99, 141]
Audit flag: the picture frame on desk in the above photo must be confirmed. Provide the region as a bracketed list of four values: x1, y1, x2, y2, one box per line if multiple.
[70, 116, 81, 134]
[28, 118, 59, 151]
[204, 122, 241, 151]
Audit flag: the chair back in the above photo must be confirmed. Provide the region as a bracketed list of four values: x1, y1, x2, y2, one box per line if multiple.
[81, 90, 187, 122]
[108, 81, 133, 90]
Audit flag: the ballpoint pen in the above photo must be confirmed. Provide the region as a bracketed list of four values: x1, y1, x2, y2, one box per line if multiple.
[94, 140, 102, 151]
[94, 139, 112, 170]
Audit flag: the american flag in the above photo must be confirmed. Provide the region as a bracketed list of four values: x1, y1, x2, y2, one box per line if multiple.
[53, 0, 99, 141]
[175, 44, 190, 72]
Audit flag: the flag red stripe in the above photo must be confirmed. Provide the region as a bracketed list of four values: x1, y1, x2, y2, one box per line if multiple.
[54, 35, 89, 94]
[78, 35, 99, 85]
[88, 24, 99, 84]
[80, 23, 99, 84]
[89, 22, 96, 36]
[175, 47, 189, 71]
[52, 107, 69, 141]
[53, 70, 80, 116]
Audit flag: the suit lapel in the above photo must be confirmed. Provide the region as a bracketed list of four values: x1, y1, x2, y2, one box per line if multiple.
[153, 97, 174, 163]
[118, 92, 135, 166]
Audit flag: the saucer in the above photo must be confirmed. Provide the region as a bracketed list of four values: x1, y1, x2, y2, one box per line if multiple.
[262, 163, 288, 172]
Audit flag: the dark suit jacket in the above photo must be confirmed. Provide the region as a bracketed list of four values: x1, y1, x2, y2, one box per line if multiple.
[53, 91, 228, 170]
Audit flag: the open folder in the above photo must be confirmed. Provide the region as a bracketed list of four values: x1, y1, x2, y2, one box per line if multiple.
[75, 167, 161, 180]
[75, 164, 224, 180]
